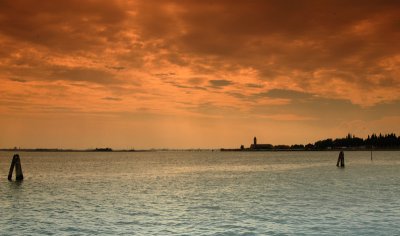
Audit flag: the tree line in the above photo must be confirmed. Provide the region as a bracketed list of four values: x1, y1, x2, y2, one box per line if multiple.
[247, 133, 400, 151]
[311, 133, 400, 150]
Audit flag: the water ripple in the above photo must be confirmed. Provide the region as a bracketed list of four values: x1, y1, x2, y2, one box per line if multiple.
[0, 151, 399, 235]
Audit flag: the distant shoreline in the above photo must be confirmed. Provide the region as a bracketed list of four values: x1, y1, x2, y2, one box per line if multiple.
[2, 133, 399, 153]
[1, 148, 400, 152]
[0, 148, 213, 152]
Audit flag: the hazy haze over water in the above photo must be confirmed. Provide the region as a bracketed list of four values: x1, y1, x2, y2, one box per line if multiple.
[1, 151, 399, 235]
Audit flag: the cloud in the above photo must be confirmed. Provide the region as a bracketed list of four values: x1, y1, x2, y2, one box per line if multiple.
[187, 77, 206, 85]
[0, 0, 128, 52]
[9, 78, 27, 83]
[245, 83, 264, 88]
[107, 66, 126, 71]
[209, 79, 233, 88]
[1, 0, 399, 106]
[1, 0, 400, 148]
[257, 89, 314, 100]
[131, 0, 400, 105]
[102, 97, 122, 101]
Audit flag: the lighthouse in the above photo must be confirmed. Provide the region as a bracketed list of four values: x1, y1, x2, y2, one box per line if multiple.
[250, 137, 273, 150]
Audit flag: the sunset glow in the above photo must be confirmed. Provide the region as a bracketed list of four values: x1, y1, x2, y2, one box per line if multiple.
[1, 0, 399, 148]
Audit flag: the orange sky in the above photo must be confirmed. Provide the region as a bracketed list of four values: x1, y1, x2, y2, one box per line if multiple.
[1, 0, 400, 149]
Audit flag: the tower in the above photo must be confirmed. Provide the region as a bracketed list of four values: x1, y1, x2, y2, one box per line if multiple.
[254, 137, 257, 146]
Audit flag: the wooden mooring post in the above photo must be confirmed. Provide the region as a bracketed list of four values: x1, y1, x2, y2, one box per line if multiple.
[336, 151, 345, 167]
[8, 154, 24, 181]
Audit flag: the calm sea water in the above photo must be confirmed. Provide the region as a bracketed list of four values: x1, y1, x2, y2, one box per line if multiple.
[0, 151, 399, 235]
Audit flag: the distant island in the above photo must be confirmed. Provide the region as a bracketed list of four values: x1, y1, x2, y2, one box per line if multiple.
[221, 133, 400, 151]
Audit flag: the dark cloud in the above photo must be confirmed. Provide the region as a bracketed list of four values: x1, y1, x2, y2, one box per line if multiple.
[133, 0, 400, 103]
[102, 97, 122, 101]
[226, 92, 247, 99]
[209, 79, 233, 88]
[246, 83, 264, 88]
[1, 0, 398, 102]
[153, 72, 176, 79]
[164, 80, 207, 91]
[9, 78, 27, 83]
[107, 66, 126, 71]
[187, 77, 206, 85]
[0, 0, 128, 52]
[1, 0, 399, 115]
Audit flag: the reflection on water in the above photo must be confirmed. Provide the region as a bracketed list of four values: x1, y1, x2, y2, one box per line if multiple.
[0, 151, 399, 235]
[7, 180, 23, 188]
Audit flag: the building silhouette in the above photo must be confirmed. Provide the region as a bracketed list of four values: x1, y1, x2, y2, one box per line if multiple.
[250, 137, 273, 150]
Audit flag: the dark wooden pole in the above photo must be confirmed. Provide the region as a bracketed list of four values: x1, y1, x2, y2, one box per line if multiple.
[8, 154, 23, 181]
[337, 151, 345, 167]
[336, 153, 340, 167]
[15, 155, 24, 181]
[340, 151, 345, 167]
[7, 155, 16, 181]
